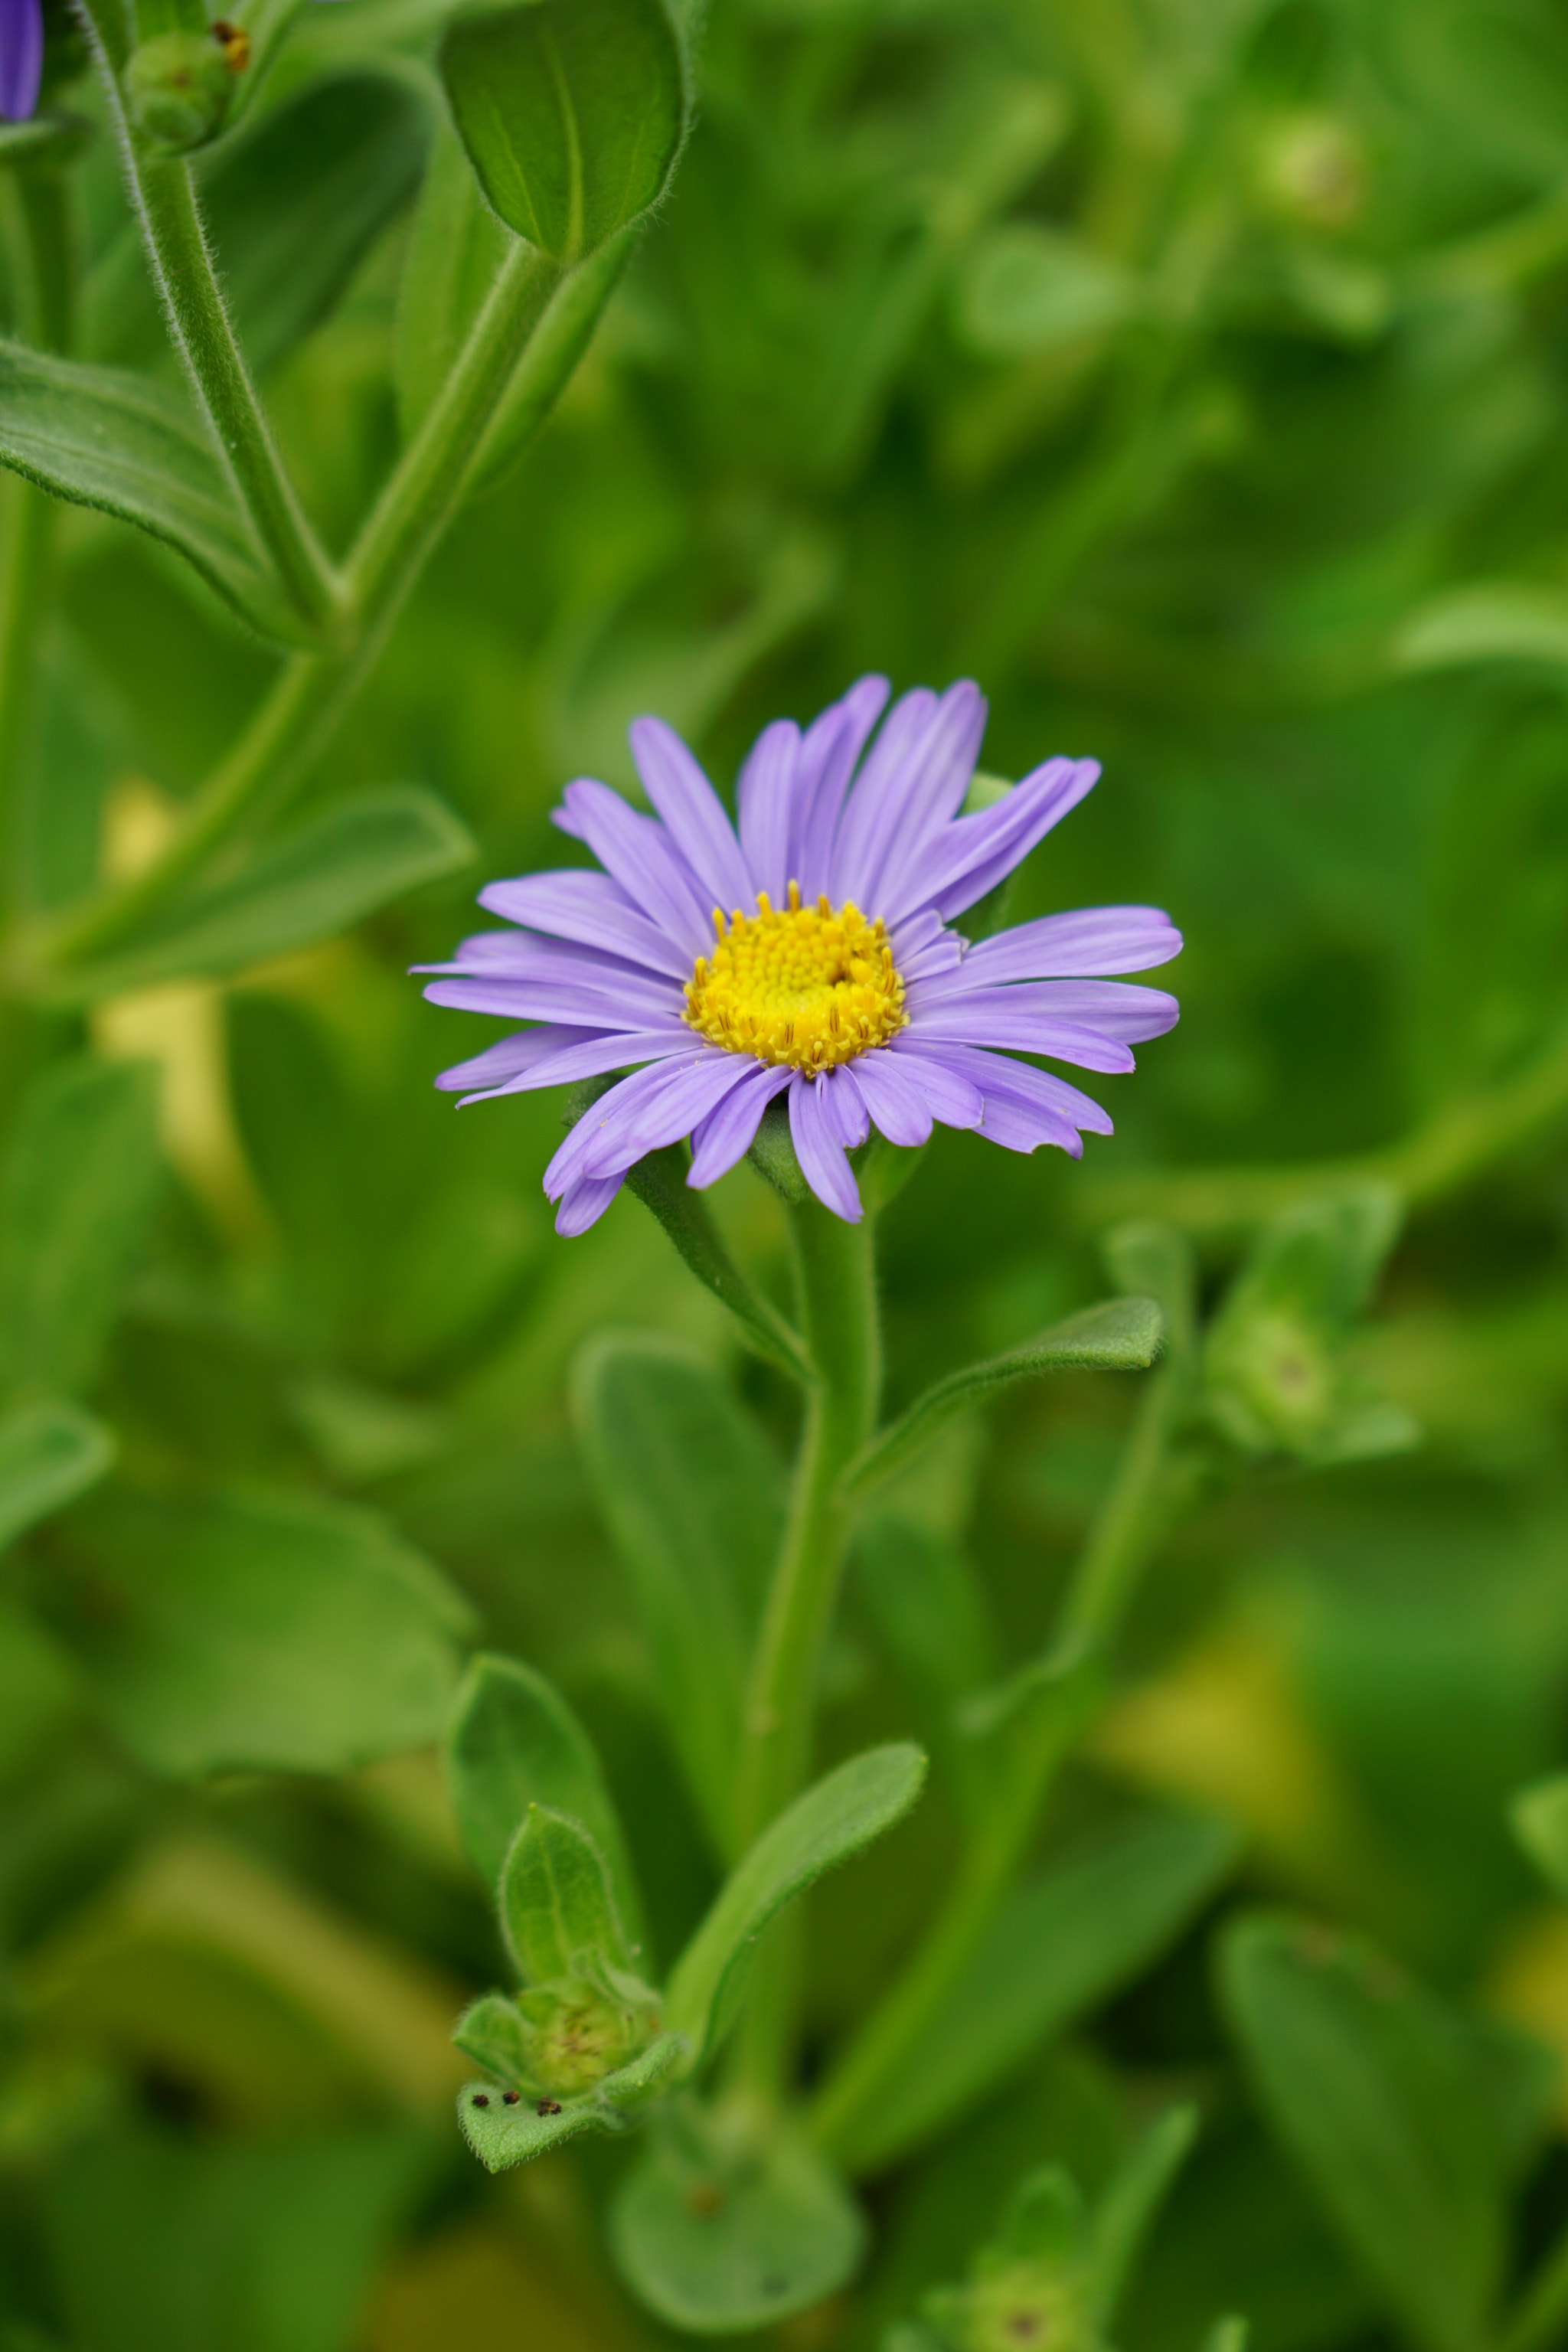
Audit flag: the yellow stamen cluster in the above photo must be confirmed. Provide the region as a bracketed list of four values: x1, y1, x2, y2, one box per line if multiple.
[684, 882, 905, 1070]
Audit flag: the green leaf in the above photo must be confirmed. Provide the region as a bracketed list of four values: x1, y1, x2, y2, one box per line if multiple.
[831, 1808, 1238, 2174]
[746, 1093, 809, 1204]
[570, 1334, 784, 1857]
[844, 1298, 1165, 1496]
[438, 0, 686, 262]
[499, 1803, 630, 1981]
[0, 111, 93, 166]
[957, 223, 1136, 358]
[855, 1513, 998, 1820]
[1102, 1220, 1198, 1367]
[458, 2029, 683, 2171]
[44, 1485, 476, 1777]
[1509, 1773, 1568, 1899]
[452, 1989, 536, 2083]
[56, 787, 475, 1001]
[45, 2125, 436, 2352]
[665, 1743, 927, 2069]
[0, 340, 303, 644]
[1089, 2106, 1199, 2323]
[1218, 1912, 1508, 2352]
[443, 1651, 646, 1948]
[1391, 583, 1568, 675]
[0, 1403, 115, 1552]
[396, 116, 514, 445]
[610, 2104, 866, 2332]
[0, 1057, 162, 1403]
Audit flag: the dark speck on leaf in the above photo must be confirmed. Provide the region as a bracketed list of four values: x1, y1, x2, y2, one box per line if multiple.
[501, 2090, 520, 2105]
[471, 2093, 490, 2108]
[537, 2098, 563, 2116]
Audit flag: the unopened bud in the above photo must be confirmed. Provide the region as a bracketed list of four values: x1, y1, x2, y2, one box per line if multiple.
[1254, 110, 1367, 232]
[123, 28, 235, 153]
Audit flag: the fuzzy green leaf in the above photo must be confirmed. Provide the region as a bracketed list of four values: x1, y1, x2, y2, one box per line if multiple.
[452, 1990, 537, 2085]
[827, 1807, 1237, 2173]
[443, 1651, 645, 1946]
[1219, 1913, 1508, 2352]
[0, 1403, 115, 1553]
[845, 1297, 1165, 1496]
[0, 1057, 162, 1404]
[44, 1486, 475, 1778]
[499, 1802, 630, 1983]
[56, 788, 475, 1001]
[1510, 1773, 1568, 1899]
[439, 0, 685, 262]
[666, 1743, 927, 2069]
[610, 2106, 865, 2331]
[458, 2030, 684, 2172]
[0, 341, 303, 643]
[570, 1333, 784, 1857]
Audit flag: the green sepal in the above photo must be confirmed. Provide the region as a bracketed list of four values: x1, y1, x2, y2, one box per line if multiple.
[499, 1802, 632, 1983]
[746, 1093, 809, 1205]
[610, 2099, 866, 2332]
[123, 32, 236, 155]
[452, 1990, 538, 2088]
[457, 2027, 685, 2173]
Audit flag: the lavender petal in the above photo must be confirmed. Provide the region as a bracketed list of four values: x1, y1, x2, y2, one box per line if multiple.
[477, 871, 691, 979]
[688, 1063, 794, 1186]
[789, 1075, 863, 1223]
[630, 716, 756, 914]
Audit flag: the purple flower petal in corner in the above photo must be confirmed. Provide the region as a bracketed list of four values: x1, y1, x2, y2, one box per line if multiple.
[1, 0, 44, 120]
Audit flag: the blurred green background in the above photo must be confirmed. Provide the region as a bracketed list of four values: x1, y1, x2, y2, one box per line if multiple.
[7, 0, 1568, 2345]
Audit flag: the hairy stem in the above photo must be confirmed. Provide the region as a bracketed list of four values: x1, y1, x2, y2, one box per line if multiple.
[729, 1198, 879, 2099]
[809, 1357, 1186, 2167]
[36, 231, 632, 975]
[0, 168, 76, 900]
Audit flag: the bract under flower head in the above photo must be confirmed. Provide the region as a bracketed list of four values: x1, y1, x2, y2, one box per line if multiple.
[419, 675, 1182, 1233]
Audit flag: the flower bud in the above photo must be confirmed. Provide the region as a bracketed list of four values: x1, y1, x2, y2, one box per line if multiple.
[926, 2263, 1096, 2352]
[123, 28, 234, 152]
[1253, 109, 1368, 232]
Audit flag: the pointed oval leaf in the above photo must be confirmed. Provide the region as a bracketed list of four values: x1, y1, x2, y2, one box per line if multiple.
[1511, 1773, 1568, 1899]
[665, 1743, 927, 2069]
[845, 1297, 1165, 1495]
[1219, 1912, 1508, 2352]
[825, 1805, 1237, 2174]
[0, 1057, 162, 1405]
[444, 1651, 645, 1948]
[0, 339, 303, 644]
[57, 787, 475, 1002]
[45, 1485, 475, 1777]
[439, 0, 686, 261]
[500, 1803, 630, 1983]
[570, 1333, 784, 1859]
[610, 2110, 866, 2331]
[0, 1403, 116, 1552]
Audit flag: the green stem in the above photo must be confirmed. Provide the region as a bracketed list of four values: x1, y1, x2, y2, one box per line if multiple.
[809, 1357, 1184, 2169]
[0, 168, 77, 898]
[1500, 2220, 1568, 2352]
[728, 1195, 879, 2099]
[129, 152, 341, 632]
[34, 232, 632, 975]
[734, 1197, 880, 1848]
[75, 0, 338, 634]
[1084, 1018, 1568, 1241]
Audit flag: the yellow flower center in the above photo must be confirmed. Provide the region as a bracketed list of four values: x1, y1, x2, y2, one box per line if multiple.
[684, 882, 906, 1070]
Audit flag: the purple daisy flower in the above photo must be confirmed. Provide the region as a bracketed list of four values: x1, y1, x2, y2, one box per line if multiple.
[421, 677, 1181, 1235]
[0, 0, 43, 119]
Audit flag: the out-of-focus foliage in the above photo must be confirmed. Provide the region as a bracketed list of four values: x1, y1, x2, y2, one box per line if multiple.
[5, 0, 1568, 2346]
